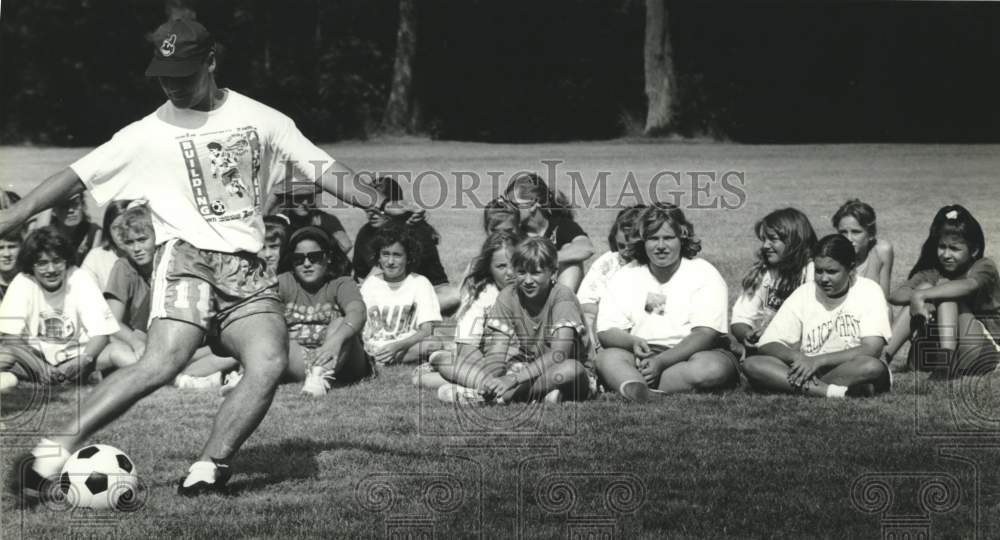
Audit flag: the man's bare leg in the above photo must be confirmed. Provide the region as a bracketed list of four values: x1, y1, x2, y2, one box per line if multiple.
[196, 312, 288, 463]
[50, 318, 203, 454]
[8, 318, 202, 506]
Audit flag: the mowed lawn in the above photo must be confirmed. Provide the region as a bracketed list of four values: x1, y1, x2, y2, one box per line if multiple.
[2, 141, 1000, 538]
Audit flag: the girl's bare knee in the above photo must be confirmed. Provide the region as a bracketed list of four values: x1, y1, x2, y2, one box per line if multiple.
[688, 354, 734, 388]
[741, 356, 766, 379]
[856, 356, 887, 380]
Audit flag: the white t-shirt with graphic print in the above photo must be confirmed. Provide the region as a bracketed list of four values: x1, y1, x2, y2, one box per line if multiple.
[597, 258, 729, 348]
[360, 273, 442, 351]
[758, 276, 891, 356]
[577, 251, 635, 306]
[70, 90, 335, 254]
[731, 262, 815, 332]
[454, 284, 499, 346]
[0, 268, 119, 365]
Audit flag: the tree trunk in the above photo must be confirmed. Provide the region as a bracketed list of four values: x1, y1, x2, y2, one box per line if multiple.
[382, 0, 418, 134]
[314, 0, 324, 84]
[643, 0, 677, 135]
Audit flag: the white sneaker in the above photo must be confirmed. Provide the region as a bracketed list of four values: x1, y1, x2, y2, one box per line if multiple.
[0, 372, 18, 393]
[543, 389, 562, 403]
[175, 372, 222, 390]
[302, 368, 333, 397]
[218, 371, 243, 397]
[437, 383, 486, 406]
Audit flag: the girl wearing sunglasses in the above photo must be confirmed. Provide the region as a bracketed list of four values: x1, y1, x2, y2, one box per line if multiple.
[277, 226, 373, 396]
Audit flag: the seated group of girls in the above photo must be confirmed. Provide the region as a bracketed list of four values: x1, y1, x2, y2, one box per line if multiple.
[1, 174, 998, 406]
[412, 176, 999, 404]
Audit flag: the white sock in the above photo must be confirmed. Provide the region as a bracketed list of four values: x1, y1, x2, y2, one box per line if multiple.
[182, 460, 218, 488]
[825, 384, 848, 398]
[0, 371, 18, 391]
[31, 438, 71, 477]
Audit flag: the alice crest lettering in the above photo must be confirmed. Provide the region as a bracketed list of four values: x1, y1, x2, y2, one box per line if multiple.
[160, 34, 177, 57]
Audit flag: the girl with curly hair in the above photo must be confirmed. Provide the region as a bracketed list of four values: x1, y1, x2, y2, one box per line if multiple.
[595, 203, 737, 401]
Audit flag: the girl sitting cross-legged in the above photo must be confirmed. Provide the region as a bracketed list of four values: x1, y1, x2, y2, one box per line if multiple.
[360, 221, 444, 366]
[742, 234, 892, 398]
[594, 203, 738, 402]
[413, 229, 519, 390]
[436, 236, 592, 405]
[279, 226, 374, 396]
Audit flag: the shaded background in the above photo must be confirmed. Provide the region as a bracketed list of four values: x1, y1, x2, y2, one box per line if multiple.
[1, 0, 998, 144]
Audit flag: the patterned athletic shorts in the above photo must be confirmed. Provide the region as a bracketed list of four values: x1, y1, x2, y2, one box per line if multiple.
[149, 239, 282, 332]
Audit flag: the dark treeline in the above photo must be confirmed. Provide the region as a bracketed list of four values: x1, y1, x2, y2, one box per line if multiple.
[2, 1, 998, 145]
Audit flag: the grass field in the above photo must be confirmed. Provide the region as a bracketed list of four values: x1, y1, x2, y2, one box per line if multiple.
[2, 141, 1000, 538]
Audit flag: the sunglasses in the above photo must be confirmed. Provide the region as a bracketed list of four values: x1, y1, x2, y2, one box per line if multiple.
[291, 251, 326, 266]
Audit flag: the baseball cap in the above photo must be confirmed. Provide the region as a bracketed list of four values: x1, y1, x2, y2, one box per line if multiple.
[145, 18, 214, 77]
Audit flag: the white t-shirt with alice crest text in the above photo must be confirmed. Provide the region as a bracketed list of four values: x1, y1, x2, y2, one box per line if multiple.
[758, 276, 891, 356]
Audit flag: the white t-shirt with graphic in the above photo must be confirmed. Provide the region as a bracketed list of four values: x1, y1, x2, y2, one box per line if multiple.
[0, 268, 119, 365]
[597, 258, 729, 348]
[731, 262, 815, 331]
[360, 273, 442, 351]
[70, 90, 335, 254]
[577, 251, 634, 305]
[758, 277, 891, 356]
[454, 284, 499, 346]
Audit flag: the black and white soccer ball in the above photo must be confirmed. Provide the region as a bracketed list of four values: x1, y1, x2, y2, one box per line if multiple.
[59, 444, 139, 511]
[211, 200, 227, 215]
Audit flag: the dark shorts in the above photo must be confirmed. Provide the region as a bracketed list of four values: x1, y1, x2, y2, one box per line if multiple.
[150, 239, 283, 333]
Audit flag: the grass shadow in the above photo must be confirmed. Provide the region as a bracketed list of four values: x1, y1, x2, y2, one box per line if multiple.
[227, 437, 438, 494]
[0, 384, 80, 422]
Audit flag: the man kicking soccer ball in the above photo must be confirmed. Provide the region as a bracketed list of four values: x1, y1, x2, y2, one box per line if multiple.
[3, 16, 414, 504]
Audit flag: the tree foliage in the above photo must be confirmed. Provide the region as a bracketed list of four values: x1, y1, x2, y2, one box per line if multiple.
[1, 1, 998, 144]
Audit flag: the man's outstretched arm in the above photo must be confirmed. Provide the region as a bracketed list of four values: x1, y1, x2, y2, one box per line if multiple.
[316, 160, 424, 218]
[0, 168, 86, 236]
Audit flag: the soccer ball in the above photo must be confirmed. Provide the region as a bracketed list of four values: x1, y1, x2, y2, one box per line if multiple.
[211, 200, 227, 215]
[59, 444, 139, 511]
